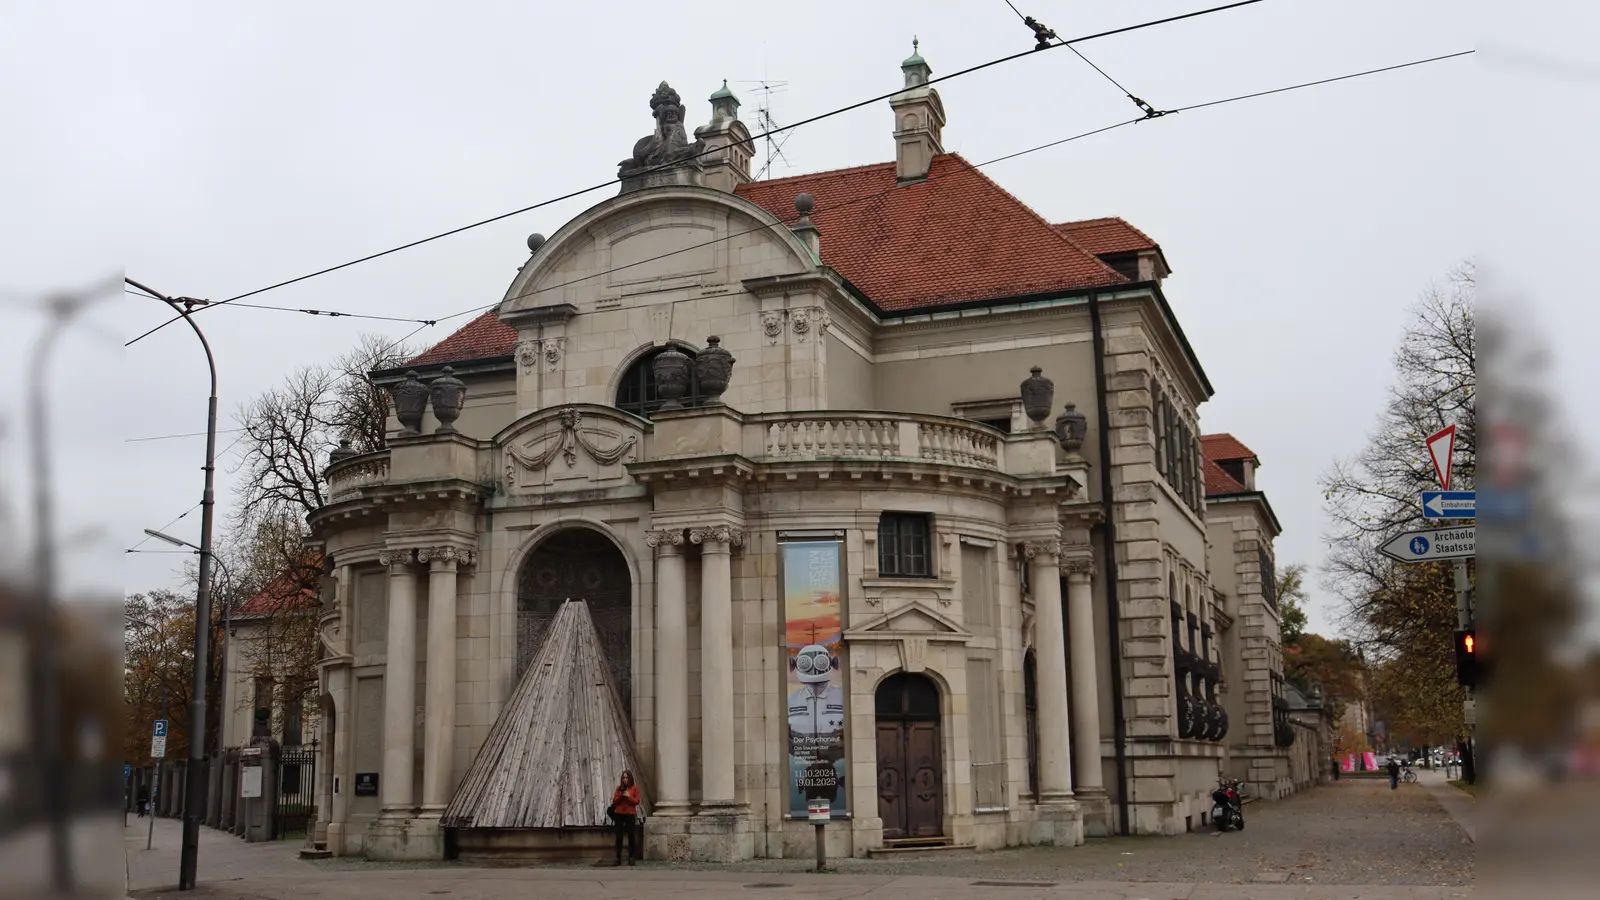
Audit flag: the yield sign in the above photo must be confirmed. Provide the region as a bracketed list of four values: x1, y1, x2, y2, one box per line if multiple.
[1426, 425, 1457, 490]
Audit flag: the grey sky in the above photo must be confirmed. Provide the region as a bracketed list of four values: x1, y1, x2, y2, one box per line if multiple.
[1, 1, 1590, 637]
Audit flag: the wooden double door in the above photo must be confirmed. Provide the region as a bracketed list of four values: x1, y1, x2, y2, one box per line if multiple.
[875, 673, 944, 840]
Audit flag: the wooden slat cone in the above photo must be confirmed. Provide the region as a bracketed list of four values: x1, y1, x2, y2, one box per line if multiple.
[442, 599, 649, 828]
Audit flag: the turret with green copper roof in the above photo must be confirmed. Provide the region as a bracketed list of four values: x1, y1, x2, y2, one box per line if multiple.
[709, 78, 740, 123]
[901, 37, 931, 88]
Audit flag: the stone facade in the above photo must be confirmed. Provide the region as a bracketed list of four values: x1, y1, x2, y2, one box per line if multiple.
[291, 53, 1312, 863]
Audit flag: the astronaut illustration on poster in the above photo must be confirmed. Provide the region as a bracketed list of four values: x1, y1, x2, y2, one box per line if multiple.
[782, 541, 848, 815]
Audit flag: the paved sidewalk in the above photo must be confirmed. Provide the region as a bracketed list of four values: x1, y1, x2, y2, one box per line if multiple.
[125, 779, 1476, 900]
[0, 812, 124, 898]
[1417, 769, 1475, 842]
[126, 815, 323, 892]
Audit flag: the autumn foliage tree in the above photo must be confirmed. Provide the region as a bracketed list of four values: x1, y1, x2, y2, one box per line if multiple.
[1320, 267, 1476, 753]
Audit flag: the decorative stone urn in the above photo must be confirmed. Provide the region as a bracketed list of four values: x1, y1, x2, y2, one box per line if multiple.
[693, 336, 735, 403]
[329, 439, 358, 465]
[429, 366, 466, 433]
[1054, 402, 1088, 453]
[1020, 366, 1053, 427]
[652, 346, 692, 410]
[389, 371, 429, 436]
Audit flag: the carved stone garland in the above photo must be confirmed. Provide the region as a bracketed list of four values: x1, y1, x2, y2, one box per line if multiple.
[505, 407, 638, 475]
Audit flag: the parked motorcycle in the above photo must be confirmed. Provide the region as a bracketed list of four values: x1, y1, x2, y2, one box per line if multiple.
[1211, 777, 1244, 832]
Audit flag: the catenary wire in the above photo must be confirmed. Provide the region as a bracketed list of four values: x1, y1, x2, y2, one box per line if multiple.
[123, 0, 1270, 347]
[1003, 0, 1142, 99]
[404, 48, 1474, 338]
[124, 288, 435, 326]
[126, 47, 1475, 540]
[1169, 49, 1475, 112]
[125, 427, 248, 444]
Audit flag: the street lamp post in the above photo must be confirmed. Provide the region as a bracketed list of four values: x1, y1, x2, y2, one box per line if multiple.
[128, 278, 218, 891]
[28, 286, 110, 891]
[142, 529, 235, 754]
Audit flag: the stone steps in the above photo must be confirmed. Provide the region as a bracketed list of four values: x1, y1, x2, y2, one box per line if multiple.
[867, 838, 976, 858]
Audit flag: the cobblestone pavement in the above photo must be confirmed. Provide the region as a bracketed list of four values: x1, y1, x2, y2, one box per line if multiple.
[125, 777, 1474, 900]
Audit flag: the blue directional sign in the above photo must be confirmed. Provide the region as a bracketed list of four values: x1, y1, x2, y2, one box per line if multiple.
[124, 763, 131, 779]
[152, 720, 168, 737]
[1421, 491, 1475, 520]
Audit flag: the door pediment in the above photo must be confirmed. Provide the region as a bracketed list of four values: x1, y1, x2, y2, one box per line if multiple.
[844, 600, 971, 674]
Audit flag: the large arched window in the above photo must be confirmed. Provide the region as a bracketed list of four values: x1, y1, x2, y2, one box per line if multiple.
[615, 344, 703, 419]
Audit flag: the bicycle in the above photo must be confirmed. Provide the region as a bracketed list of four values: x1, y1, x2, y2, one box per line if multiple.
[1401, 766, 1418, 784]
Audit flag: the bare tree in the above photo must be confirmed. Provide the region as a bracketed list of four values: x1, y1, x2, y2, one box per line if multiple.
[232, 333, 411, 527]
[1321, 265, 1476, 643]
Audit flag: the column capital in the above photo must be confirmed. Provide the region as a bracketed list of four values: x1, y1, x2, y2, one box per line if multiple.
[1063, 554, 1096, 581]
[1020, 539, 1062, 562]
[376, 548, 412, 568]
[417, 546, 475, 567]
[645, 528, 686, 551]
[689, 525, 745, 550]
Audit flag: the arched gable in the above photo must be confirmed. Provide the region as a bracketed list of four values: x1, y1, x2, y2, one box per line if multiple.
[500, 185, 822, 315]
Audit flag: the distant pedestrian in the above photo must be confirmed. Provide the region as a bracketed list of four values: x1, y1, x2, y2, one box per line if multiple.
[609, 770, 641, 866]
[136, 785, 150, 817]
[1332, 756, 1341, 781]
[1386, 757, 1400, 790]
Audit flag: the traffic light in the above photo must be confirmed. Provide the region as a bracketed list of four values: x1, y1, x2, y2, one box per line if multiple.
[1453, 629, 1476, 687]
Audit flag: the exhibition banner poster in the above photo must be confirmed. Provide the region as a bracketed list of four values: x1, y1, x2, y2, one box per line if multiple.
[782, 540, 847, 817]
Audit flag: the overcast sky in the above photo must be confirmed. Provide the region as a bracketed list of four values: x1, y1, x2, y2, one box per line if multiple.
[1, 1, 1592, 637]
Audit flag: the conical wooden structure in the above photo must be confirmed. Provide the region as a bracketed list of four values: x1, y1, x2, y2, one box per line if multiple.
[443, 599, 648, 828]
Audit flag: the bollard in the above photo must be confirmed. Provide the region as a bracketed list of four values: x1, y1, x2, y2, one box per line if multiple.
[808, 800, 830, 872]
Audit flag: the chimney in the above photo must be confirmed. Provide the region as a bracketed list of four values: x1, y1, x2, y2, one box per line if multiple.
[889, 38, 945, 183]
[695, 79, 754, 192]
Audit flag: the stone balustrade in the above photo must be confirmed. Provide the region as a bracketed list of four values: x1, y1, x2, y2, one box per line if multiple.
[746, 411, 1001, 470]
[316, 408, 1070, 509]
[326, 451, 391, 501]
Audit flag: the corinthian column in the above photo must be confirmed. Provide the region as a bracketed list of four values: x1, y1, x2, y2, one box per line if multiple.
[645, 528, 690, 814]
[1064, 556, 1104, 796]
[1026, 539, 1074, 802]
[419, 546, 472, 815]
[377, 548, 418, 818]
[691, 525, 744, 809]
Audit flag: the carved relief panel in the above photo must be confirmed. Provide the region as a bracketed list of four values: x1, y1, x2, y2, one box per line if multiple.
[500, 405, 643, 492]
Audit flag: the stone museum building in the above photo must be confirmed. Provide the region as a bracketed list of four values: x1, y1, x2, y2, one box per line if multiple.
[301, 46, 1309, 862]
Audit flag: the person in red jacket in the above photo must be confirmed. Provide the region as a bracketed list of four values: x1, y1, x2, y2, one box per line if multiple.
[610, 770, 641, 865]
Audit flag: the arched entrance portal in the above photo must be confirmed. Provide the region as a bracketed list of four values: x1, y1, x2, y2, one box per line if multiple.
[517, 529, 633, 714]
[875, 672, 944, 840]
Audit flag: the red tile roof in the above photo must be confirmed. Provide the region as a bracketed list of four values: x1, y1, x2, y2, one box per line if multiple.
[1052, 217, 1160, 256]
[408, 308, 519, 368]
[1203, 457, 1248, 496]
[1201, 433, 1258, 463]
[408, 153, 1136, 366]
[234, 557, 322, 617]
[736, 155, 1128, 311]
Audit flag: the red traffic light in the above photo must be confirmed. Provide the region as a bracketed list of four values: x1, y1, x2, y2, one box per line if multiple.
[1453, 629, 1476, 686]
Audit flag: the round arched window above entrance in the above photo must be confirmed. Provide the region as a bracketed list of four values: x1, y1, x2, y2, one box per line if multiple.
[516, 529, 633, 714]
[615, 344, 702, 419]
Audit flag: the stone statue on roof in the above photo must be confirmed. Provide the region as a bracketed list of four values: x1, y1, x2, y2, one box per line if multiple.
[618, 81, 706, 180]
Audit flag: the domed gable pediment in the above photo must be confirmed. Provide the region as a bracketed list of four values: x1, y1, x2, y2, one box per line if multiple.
[496, 404, 649, 494]
[499, 185, 822, 322]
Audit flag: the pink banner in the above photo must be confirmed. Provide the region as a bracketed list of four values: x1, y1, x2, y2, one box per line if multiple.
[1344, 754, 1356, 772]
[1363, 751, 1378, 771]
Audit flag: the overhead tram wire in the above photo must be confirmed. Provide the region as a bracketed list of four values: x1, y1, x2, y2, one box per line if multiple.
[123, 288, 436, 327]
[124, 0, 1270, 348]
[1003, 1, 1174, 119]
[406, 48, 1472, 335]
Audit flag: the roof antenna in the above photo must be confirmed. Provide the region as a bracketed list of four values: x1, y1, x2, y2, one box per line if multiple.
[736, 75, 795, 180]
